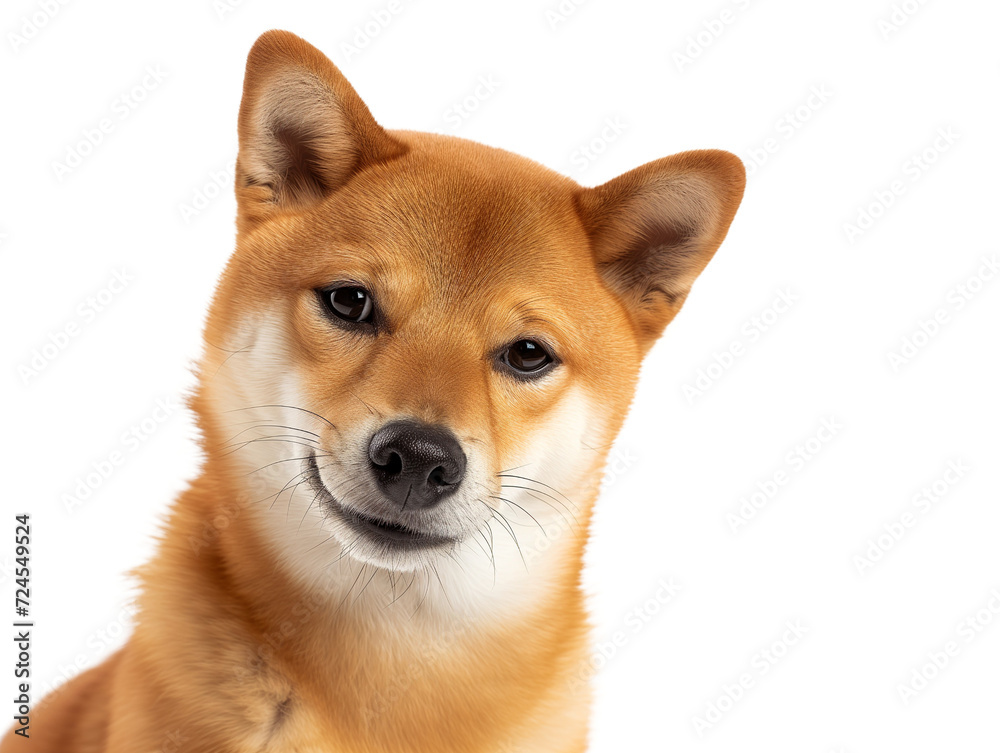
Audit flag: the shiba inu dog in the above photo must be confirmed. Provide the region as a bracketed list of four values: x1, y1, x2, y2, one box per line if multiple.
[7, 30, 744, 753]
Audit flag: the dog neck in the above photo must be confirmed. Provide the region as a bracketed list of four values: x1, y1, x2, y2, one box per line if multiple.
[134, 469, 595, 749]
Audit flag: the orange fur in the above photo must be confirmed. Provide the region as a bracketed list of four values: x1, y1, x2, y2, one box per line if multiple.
[4, 31, 743, 752]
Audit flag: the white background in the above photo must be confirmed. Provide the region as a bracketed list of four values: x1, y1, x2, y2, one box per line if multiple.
[3, 0, 1000, 750]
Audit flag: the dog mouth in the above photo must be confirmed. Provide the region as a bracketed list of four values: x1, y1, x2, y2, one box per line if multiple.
[304, 453, 453, 551]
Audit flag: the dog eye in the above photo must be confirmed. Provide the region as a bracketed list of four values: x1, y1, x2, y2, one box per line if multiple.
[503, 340, 553, 374]
[321, 286, 374, 323]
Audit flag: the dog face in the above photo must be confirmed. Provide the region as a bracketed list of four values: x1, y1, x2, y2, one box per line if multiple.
[195, 32, 744, 608]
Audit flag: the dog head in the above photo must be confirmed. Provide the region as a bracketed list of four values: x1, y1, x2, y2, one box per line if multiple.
[194, 31, 743, 608]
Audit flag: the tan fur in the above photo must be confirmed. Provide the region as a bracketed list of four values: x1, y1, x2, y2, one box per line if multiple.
[4, 31, 743, 752]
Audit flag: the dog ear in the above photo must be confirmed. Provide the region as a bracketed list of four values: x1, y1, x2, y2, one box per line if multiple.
[576, 150, 745, 348]
[235, 30, 404, 226]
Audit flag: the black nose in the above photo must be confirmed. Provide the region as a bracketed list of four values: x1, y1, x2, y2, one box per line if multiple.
[368, 421, 466, 510]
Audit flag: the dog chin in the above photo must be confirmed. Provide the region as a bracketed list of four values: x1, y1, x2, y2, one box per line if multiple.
[304, 453, 459, 573]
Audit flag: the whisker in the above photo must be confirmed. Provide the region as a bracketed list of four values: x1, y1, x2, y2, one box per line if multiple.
[520, 489, 578, 527]
[225, 404, 339, 433]
[246, 454, 330, 477]
[499, 483, 577, 523]
[220, 437, 322, 459]
[429, 563, 451, 609]
[388, 571, 418, 606]
[220, 431, 320, 448]
[224, 423, 321, 441]
[336, 563, 369, 615]
[580, 440, 617, 453]
[489, 509, 526, 570]
[352, 567, 380, 605]
[490, 495, 548, 538]
[473, 503, 497, 584]
[496, 473, 575, 506]
[269, 465, 318, 511]
[348, 391, 382, 419]
[205, 341, 254, 379]
[496, 463, 532, 475]
[305, 533, 339, 554]
[411, 570, 433, 618]
[296, 485, 326, 531]
[468, 534, 492, 568]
